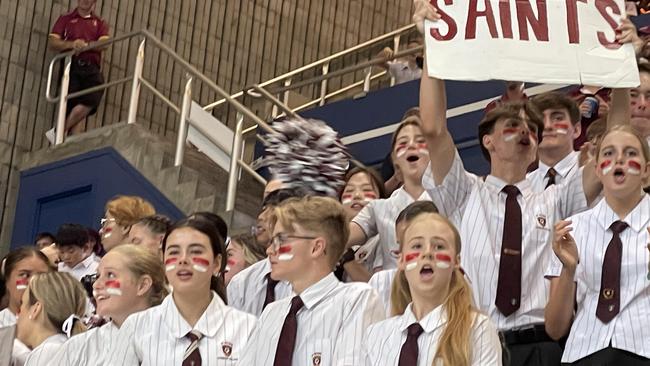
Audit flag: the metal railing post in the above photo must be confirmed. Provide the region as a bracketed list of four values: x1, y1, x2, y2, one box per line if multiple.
[174, 76, 193, 167]
[127, 38, 145, 124]
[282, 78, 291, 105]
[55, 56, 72, 145]
[319, 63, 329, 106]
[390, 35, 401, 87]
[226, 113, 244, 212]
[363, 67, 372, 93]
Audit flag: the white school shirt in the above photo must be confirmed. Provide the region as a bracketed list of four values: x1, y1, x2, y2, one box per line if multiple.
[23, 333, 67, 366]
[58, 253, 100, 281]
[423, 151, 587, 331]
[0, 308, 16, 327]
[527, 151, 580, 193]
[227, 258, 293, 316]
[355, 235, 382, 273]
[545, 194, 650, 363]
[49, 321, 119, 366]
[353, 187, 432, 270]
[239, 272, 385, 366]
[106, 292, 256, 366]
[368, 269, 397, 317]
[363, 303, 502, 366]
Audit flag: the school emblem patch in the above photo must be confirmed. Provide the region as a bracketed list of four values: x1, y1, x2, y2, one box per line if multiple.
[536, 214, 547, 228]
[312, 353, 322, 365]
[221, 342, 232, 357]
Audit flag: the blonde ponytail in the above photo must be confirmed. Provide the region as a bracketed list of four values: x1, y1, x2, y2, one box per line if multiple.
[28, 272, 87, 337]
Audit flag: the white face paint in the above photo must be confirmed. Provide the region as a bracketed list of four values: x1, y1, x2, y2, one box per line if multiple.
[600, 160, 613, 176]
[278, 253, 294, 261]
[106, 287, 123, 296]
[164, 259, 178, 272]
[102, 232, 112, 239]
[627, 161, 642, 175]
[435, 261, 451, 269]
[405, 262, 418, 271]
[396, 147, 407, 158]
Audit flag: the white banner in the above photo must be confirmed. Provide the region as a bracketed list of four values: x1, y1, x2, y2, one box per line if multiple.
[424, 0, 640, 87]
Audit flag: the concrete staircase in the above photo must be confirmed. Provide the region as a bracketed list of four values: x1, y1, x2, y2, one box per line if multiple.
[18, 123, 264, 230]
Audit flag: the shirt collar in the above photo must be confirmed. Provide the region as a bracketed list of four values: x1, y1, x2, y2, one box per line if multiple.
[398, 303, 447, 333]
[297, 273, 340, 310]
[62, 253, 97, 271]
[537, 151, 579, 179]
[163, 291, 228, 339]
[594, 194, 650, 233]
[394, 187, 431, 204]
[72, 8, 96, 19]
[485, 175, 532, 196]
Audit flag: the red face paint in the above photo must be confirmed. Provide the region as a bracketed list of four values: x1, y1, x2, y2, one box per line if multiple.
[192, 257, 210, 273]
[164, 258, 178, 271]
[278, 245, 292, 254]
[341, 194, 354, 205]
[553, 123, 570, 129]
[363, 192, 377, 200]
[227, 259, 237, 266]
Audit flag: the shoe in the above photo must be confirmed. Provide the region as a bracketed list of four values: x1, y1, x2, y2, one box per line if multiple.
[45, 128, 55, 144]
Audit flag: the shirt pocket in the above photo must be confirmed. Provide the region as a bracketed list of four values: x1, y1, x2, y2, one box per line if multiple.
[302, 339, 332, 366]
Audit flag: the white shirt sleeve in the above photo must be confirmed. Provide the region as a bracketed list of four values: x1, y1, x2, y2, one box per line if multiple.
[555, 167, 588, 219]
[333, 288, 385, 366]
[470, 314, 502, 366]
[422, 151, 477, 218]
[351, 201, 378, 239]
[227, 273, 245, 311]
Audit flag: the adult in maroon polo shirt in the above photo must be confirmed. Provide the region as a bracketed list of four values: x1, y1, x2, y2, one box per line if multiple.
[47, 0, 109, 141]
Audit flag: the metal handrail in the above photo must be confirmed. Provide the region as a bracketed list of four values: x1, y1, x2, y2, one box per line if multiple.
[202, 23, 417, 112]
[44, 29, 272, 215]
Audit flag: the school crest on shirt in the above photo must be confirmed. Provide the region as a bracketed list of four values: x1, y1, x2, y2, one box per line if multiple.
[221, 342, 233, 357]
[536, 214, 547, 229]
[312, 353, 322, 365]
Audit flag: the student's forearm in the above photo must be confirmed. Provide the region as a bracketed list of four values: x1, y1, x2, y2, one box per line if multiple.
[607, 88, 631, 128]
[419, 57, 448, 138]
[346, 222, 368, 249]
[545, 269, 577, 340]
[342, 261, 372, 282]
[49, 37, 73, 52]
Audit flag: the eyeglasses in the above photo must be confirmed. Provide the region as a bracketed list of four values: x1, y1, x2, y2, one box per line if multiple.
[269, 233, 317, 251]
[100, 218, 117, 227]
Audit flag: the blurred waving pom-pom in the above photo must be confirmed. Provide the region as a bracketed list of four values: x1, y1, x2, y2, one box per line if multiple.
[258, 117, 350, 197]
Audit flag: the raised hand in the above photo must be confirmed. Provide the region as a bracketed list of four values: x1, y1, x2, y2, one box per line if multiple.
[553, 220, 580, 271]
[616, 18, 644, 56]
[413, 0, 441, 35]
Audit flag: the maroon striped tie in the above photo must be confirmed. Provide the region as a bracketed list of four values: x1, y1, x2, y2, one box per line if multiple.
[495, 185, 522, 317]
[182, 330, 203, 366]
[398, 323, 424, 366]
[596, 221, 628, 323]
[273, 296, 304, 366]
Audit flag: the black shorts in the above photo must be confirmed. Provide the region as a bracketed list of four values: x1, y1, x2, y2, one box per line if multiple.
[66, 58, 104, 116]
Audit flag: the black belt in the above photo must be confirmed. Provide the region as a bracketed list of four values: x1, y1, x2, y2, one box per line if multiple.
[500, 324, 554, 345]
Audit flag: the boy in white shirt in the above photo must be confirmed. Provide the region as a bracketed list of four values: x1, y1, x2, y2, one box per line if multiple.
[56, 224, 99, 281]
[239, 196, 384, 365]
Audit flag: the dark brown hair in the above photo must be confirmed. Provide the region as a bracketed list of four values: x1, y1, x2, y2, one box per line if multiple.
[532, 91, 580, 125]
[342, 167, 387, 199]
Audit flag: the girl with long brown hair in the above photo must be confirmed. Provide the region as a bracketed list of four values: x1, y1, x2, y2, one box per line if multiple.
[363, 213, 501, 365]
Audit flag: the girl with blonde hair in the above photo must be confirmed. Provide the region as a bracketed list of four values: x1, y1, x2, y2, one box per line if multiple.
[15, 271, 87, 366]
[363, 213, 502, 366]
[50, 244, 169, 365]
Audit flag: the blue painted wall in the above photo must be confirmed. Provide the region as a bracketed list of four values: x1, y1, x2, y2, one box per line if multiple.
[11, 147, 184, 248]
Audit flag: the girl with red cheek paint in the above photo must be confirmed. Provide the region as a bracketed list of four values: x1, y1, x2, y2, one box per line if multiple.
[363, 212, 502, 365]
[546, 126, 650, 364]
[106, 217, 256, 366]
[223, 234, 266, 286]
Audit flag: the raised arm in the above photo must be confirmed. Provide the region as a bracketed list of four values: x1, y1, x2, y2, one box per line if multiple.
[608, 18, 642, 128]
[545, 221, 578, 340]
[414, 0, 456, 185]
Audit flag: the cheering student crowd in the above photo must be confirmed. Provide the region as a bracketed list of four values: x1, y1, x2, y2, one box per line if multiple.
[2, 1, 650, 366]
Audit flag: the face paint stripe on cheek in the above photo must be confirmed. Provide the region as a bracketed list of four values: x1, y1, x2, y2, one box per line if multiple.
[16, 278, 28, 290]
[434, 253, 453, 269]
[341, 194, 353, 205]
[553, 123, 569, 135]
[164, 258, 178, 272]
[191, 257, 210, 273]
[502, 128, 519, 142]
[600, 160, 613, 175]
[404, 252, 420, 271]
[627, 160, 642, 175]
[396, 146, 407, 158]
[105, 280, 123, 296]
